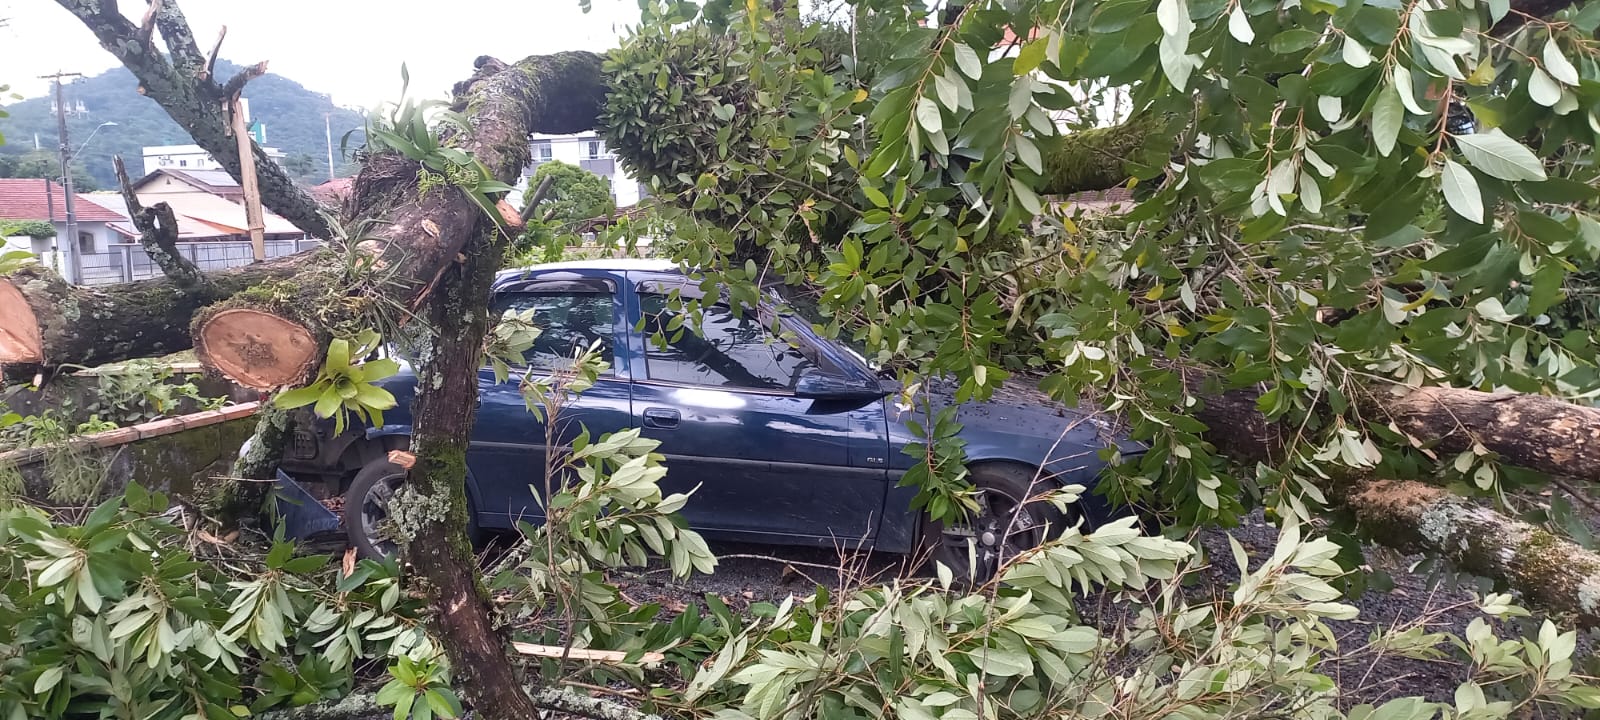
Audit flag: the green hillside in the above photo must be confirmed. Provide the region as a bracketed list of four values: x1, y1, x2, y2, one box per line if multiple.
[0, 60, 366, 189]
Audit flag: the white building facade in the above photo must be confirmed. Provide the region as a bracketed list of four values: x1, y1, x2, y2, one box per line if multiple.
[521, 133, 646, 208]
[142, 144, 287, 175]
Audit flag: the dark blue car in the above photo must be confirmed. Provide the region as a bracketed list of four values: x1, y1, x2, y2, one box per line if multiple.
[282, 259, 1138, 578]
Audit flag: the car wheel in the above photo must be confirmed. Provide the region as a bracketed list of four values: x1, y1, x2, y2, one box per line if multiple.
[343, 456, 483, 559]
[926, 464, 1068, 586]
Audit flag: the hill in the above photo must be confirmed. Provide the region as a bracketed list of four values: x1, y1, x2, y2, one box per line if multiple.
[0, 60, 366, 190]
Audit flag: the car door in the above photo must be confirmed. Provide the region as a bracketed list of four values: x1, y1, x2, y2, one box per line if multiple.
[624, 278, 891, 547]
[466, 273, 634, 530]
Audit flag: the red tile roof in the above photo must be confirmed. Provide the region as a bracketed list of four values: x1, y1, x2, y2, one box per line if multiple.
[0, 178, 125, 223]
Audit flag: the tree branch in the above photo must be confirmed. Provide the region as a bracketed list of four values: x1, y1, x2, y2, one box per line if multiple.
[219, 60, 268, 99]
[137, 0, 162, 42]
[203, 25, 226, 81]
[53, 0, 332, 240]
[113, 154, 206, 288]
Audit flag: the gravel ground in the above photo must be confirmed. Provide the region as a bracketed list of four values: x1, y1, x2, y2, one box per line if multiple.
[595, 509, 1593, 708]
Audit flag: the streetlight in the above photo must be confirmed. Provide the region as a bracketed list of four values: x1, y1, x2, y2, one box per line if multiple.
[56, 119, 116, 284]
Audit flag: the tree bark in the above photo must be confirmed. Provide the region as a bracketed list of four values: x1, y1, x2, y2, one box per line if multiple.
[114, 154, 207, 289]
[1377, 386, 1600, 484]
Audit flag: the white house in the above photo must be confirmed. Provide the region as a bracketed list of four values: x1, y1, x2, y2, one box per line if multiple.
[0, 178, 126, 281]
[142, 143, 287, 175]
[519, 133, 647, 208]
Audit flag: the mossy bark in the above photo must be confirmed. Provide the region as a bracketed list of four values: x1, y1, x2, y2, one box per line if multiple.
[1040, 115, 1166, 196]
[1344, 479, 1600, 626]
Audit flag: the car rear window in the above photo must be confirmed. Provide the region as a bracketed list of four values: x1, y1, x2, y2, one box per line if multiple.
[490, 290, 617, 372]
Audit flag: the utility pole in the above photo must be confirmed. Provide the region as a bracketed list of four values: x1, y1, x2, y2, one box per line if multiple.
[42, 71, 83, 284]
[231, 96, 266, 262]
[324, 113, 336, 181]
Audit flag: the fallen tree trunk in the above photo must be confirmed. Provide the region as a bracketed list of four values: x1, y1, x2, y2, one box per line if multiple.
[1378, 386, 1600, 483]
[1194, 384, 1600, 626]
[0, 256, 310, 370]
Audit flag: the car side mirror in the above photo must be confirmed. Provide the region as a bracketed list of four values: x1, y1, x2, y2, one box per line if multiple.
[794, 368, 889, 401]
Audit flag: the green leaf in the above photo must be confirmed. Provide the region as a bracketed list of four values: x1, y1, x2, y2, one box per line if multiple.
[1010, 178, 1043, 214]
[1270, 29, 1321, 53]
[274, 385, 326, 410]
[1454, 129, 1546, 182]
[952, 43, 983, 79]
[1342, 36, 1372, 68]
[314, 389, 343, 419]
[1527, 67, 1561, 106]
[861, 183, 890, 208]
[34, 665, 64, 694]
[1542, 37, 1579, 85]
[1371, 85, 1404, 156]
[1014, 136, 1043, 174]
[1158, 0, 1195, 89]
[1013, 39, 1048, 75]
[355, 384, 399, 411]
[1441, 159, 1484, 224]
[360, 358, 403, 382]
[915, 96, 942, 134]
[326, 338, 351, 372]
[1392, 67, 1428, 115]
[1228, 5, 1254, 43]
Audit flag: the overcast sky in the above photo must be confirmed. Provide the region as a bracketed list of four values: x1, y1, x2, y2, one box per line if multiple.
[1, 0, 642, 108]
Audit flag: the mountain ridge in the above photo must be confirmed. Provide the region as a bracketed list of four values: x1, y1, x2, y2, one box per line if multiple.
[0, 59, 366, 189]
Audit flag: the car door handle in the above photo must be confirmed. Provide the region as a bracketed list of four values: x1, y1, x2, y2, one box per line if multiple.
[642, 407, 680, 429]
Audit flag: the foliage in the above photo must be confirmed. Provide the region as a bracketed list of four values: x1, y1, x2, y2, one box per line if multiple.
[602, 0, 1600, 545]
[0, 249, 35, 274]
[77, 361, 228, 426]
[375, 655, 463, 720]
[0, 150, 98, 192]
[0, 61, 364, 189]
[510, 160, 617, 263]
[360, 66, 519, 235]
[273, 330, 400, 435]
[616, 521, 1600, 719]
[483, 307, 543, 384]
[525, 160, 616, 227]
[493, 341, 717, 644]
[0, 220, 55, 241]
[0, 484, 432, 720]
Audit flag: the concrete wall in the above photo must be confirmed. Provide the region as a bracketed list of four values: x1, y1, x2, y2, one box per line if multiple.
[1, 403, 260, 504]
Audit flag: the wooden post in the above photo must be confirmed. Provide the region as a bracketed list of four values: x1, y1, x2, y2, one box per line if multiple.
[230, 96, 266, 262]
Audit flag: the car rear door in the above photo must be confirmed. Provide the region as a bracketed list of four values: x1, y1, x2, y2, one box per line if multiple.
[622, 275, 891, 548]
[467, 272, 634, 530]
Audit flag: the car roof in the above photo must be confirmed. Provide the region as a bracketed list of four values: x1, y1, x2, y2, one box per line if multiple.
[496, 258, 679, 279]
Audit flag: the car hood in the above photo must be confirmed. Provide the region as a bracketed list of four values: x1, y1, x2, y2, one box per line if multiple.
[948, 399, 1147, 457]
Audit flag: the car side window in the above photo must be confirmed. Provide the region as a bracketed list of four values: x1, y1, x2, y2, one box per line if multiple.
[489, 290, 616, 371]
[639, 294, 819, 391]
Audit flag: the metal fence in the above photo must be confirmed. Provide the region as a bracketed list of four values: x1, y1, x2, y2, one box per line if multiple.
[49, 239, 321, 286]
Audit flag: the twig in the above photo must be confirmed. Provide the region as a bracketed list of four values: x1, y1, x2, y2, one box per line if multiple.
[520, 174, 557, 225]
[202, 25, 226, 81]
[511, 642, 665, 666]
[219, 61, 269, 98]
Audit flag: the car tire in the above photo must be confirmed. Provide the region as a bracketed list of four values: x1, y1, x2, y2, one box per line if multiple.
[925, 463, 1070, 586]
[344, 456, 482, 559]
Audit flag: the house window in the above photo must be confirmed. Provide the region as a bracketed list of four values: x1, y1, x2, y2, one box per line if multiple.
[77, 232, 95, 255]
[532, 142, 553, 162]
[582, 139, 606, 159]
[179, 159, 188, 167]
